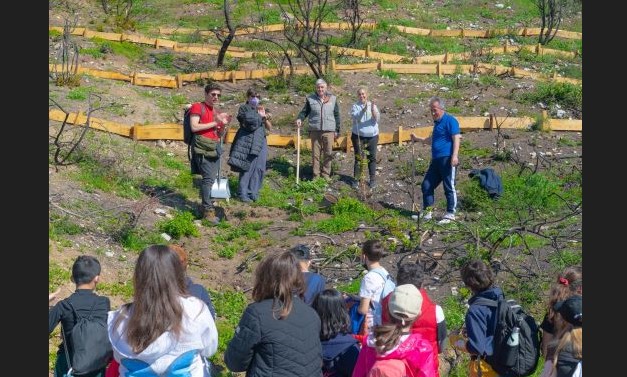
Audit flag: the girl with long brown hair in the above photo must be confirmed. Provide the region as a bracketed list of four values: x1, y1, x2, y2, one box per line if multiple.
[107, 245, 217, 377]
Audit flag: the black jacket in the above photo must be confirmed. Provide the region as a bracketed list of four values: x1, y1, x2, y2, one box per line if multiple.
[321, 333, 360, 377]
[49, 289, 111, 353]
[224, 296, 323, 377]
[228, 103, 266, 172]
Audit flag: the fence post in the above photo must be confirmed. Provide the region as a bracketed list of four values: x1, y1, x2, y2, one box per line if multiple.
[536, 43, 542, 55]
[346, 131, 352, 153]
[230, 71, 236, 83]
[398, 126, 403, 146]
[330, 59, 336, 72]
[437, 61, 442, 78]
[444, 52, 449, 63]
[504, 39, 508, 53]
[489, 113, 495, 131]
[540, 110, 551, 131]
[176, 74, 183, 88]
[366, 45, 371, 58]
[379, 59, 384, 71]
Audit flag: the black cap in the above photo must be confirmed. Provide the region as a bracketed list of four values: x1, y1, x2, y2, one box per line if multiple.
[553, 295, 582, 327]
[290, 244, 311, 260]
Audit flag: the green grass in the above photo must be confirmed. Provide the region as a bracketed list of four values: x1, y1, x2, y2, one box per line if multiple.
[517, 82, 582, 112]
[157, 211, 200, 239]
[49, 262, 71, 292]
[98, 281, 134, 301]
[90, 38, 147, 61]
[67, 86, 93, 100]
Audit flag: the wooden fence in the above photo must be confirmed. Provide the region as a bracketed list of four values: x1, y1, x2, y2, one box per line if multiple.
[49, 109, 581, 151]
[154, 23, 581, 40]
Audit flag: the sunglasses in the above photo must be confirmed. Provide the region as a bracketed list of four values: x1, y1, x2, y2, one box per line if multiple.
[208, 92, 221, 98]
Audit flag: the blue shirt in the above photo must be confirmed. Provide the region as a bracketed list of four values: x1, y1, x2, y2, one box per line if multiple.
[431, 112, 460, 159]
[303, 271, 326, 305]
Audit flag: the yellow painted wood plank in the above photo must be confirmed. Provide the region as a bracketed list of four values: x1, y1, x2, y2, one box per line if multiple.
[462, 29, 489, 38]
[542, 48, 577, 58]
[497, 117, 536, 129]
[475, 63, 511, 75]
[440, 64, 473, 74]
[88, 117, 133, 137]
[524, 27, 543, 36]
[78, 68, 132, 81]
[49, 109, 70, 122]
[159, 27, 196, 35]
[121, 34, 157, 45]
[49, 26, 86, 35]
[458, 117, 491, 130]
[549, 119, 582, 131]
[385, 64, 438, 74]
[414, 55, 446, 63]
[83, 30, 122, 41]
[133, 124, 182, 140]
[391, 25, 431, 36]
[431, 29, 463, 37]
[554, 30, 582, 39]
[155, 38, 177, 49]
[133, 73, 178, 88]
[553, 76, 581, 85]
[368, 51, 405, 62]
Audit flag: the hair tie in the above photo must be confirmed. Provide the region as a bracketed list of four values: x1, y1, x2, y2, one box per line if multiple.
[558, 277, 569, 286]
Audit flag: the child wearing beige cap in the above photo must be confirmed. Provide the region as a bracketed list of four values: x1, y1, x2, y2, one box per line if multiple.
[352, 284, 437, 377]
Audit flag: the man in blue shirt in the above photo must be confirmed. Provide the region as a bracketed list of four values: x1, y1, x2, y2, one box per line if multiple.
[411, 96, 461, 224]
[290, 244, 326, 305]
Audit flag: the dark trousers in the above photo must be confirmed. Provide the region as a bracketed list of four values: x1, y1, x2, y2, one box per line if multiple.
[238, 143, 268, 201]
[195, 154, 220, 211]
[422, 156, 457, 213]
[351, 133, 378, 182]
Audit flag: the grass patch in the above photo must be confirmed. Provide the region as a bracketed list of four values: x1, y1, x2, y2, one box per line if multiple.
[90, 38, 146, 61]
[516, 82, 582, 112]
[49, 262, 71, 292]
[157, 211, 200, 239]
[98, 281, 134, 301]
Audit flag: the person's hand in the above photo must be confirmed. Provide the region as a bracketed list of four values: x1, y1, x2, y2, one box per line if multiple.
[295, 119, 302, 128]
[49, 288, 61, 302]
[257, 106, 266, 118]
[451, 155, 459, 166]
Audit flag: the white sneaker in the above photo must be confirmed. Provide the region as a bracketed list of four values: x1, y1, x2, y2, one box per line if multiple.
[421, 210, 433, 221]
[437, 212, 456, 225]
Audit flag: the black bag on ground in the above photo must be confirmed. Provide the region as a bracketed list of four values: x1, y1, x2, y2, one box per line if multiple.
[184, 104, 206, 174]
[64, 301, 113, 375]
[470, 296, 540, 377]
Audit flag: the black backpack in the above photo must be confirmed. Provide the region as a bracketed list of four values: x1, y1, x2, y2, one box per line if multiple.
[183, 104, 205, 174]
[62, 301, 113, 375]
[470, 296, 540, 377]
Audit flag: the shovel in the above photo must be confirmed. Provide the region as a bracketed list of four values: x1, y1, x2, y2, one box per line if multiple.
[210, 136, 231, 201]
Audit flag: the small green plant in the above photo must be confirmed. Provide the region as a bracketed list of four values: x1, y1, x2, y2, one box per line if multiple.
[67, 86, 91, 100]
[157, 211, 200, 239]
[441, 295, 468, 331]
[379, 69, 399, 80]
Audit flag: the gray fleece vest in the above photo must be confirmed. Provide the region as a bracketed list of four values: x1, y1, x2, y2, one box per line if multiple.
[305, 94, 338, 132]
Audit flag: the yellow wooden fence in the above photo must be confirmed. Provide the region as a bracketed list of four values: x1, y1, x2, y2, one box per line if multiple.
[49, 109, 581, 151]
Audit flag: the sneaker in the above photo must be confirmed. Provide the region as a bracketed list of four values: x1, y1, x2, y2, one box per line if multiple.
[421, 210, 433, 221]
[239, 196, 253, 203]
[368, 180, 377, 189]
[437, 212, 456, 225]
[352, 181, 360, 189]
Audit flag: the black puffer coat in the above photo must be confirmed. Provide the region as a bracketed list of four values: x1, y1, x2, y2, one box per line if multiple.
[228, 103, 266, 172]
[224, 296, 323, 377]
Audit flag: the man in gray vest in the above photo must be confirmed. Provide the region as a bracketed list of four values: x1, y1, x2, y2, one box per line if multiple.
[295, 79, 341, 180]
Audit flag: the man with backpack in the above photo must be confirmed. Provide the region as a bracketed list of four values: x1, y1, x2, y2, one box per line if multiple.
[357, 240, 396, 331]
[455, 259, 540, 377]
[188, 83, 233, 223]
[49, 255, 112, 377]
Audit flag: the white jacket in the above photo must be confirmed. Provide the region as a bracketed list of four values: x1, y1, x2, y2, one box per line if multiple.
[108, 296, 218, 377]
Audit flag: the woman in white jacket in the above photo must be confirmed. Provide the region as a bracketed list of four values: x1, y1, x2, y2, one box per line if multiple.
[108, 245, 218, 377]
[350, 88, 380, 189]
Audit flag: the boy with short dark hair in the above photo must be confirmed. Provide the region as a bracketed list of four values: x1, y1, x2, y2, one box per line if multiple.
[357, 240, 394, 328]
[49, 255, 111, 377]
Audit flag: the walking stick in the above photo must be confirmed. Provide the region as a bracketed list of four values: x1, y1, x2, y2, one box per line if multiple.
[296, 126, 301, 184]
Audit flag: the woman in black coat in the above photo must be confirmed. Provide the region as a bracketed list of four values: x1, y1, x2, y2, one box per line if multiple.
[224, 251, 322, 377]
[228, 88, 272, 202]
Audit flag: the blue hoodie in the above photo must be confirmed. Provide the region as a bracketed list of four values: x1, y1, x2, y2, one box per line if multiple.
[465, 286, 504, 357]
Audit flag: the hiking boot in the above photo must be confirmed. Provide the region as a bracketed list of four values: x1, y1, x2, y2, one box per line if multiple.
[352, 180, 360, 189]
[203, 208, 220, 225]
[437, 212, 456, 225]
[368, 179, 377, 189]
[421, 209, 433, 221]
